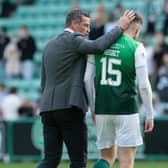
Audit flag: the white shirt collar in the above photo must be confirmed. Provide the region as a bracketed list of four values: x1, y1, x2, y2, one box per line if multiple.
[64, 28, 74, 33]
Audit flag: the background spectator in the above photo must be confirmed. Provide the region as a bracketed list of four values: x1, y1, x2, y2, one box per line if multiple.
[1, 87, 21, 121]
[18, 25, 37, 80]
[104, 12, 117, 33]
[18, 98, 35, 118]
[113, 3, 123, 20]
[89, 3, 107, 40]
[156, 52, 168, 102]
[162, 0, 168, 35]
[0, 0, 17, 18]
[3, 34, 21, 80]
[145, 0, 159, 35]
[153, 32, 168, 83]
[0, 26, 10, 81]
[104, 3, 123, 34]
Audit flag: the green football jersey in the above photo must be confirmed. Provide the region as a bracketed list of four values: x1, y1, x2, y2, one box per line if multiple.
[95, 34, 140, 115]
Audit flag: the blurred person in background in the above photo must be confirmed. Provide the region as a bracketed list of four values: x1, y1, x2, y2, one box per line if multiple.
[38, 8, 135, 168]
[104, 13, 117, 33]
[3, 34, 21, 80]
[153, 32, 168, 87]
[154, 33, 168, 68]
[18, 25, 37, 80]
[0, 26, 10, 81]
[84, 12, 154, 168]
[1, 87, 21, 121]
[89, 3, 107, 40]
[113, 3, 123, 20]
[162, 0, 168, 35]
[156, 52, 168, 103]
[18, 98, 35, 118]
[145, 0, 159, 35]
[0, 0, 17, 18]
[104, 3, 123, 33]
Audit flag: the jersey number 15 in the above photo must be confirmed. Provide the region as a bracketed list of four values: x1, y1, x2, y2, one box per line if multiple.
[100, 57, 121, 86]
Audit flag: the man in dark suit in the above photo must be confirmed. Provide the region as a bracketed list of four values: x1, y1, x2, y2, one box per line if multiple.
[38, 9, 135, 168]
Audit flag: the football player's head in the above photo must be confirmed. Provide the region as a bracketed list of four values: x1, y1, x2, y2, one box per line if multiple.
[125, 12, 143, 39]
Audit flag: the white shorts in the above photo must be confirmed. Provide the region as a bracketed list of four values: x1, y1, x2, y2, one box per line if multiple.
[95, 113, 143, 149]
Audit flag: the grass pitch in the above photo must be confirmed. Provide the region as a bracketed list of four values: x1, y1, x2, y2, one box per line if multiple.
[0, 161, 168, 168]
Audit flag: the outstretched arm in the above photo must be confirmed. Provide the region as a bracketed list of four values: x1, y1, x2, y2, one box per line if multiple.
[76, 10, 135, 54]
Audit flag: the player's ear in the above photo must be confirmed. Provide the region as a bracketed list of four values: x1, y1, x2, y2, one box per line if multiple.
[135, 26, 138, 34]
[135, 25, 140, 37]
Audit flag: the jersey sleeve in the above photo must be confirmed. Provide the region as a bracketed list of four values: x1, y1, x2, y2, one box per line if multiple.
[84, 55, 96, 113]
[135, 43, 154, 119]
[87, 54, 96, 65]
[135, 43, 147, 68]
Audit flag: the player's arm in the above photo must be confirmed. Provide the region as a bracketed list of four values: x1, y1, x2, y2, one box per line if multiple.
[84, 55, 96, 123]
[76, 26, 122, 54]
[135, 44, 154, 132]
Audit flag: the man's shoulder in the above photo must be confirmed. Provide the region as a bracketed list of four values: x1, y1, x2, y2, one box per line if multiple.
[54, 31, 84, 42]
[63, 31, 85, 46]
[62, 31, 84, 36]
[64, 32, 84, 41]
[43, 31, 85, 52]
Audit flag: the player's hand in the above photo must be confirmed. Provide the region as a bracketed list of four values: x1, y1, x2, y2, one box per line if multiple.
[144, 119, 154, 133]
[118, 10, 136, 31]
[91, 112, 96, 124]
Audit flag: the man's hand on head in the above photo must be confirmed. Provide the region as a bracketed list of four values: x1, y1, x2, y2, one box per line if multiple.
[118, 10, 136, 31]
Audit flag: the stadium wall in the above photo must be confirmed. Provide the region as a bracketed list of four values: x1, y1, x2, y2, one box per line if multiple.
[0, 117, 168, 162]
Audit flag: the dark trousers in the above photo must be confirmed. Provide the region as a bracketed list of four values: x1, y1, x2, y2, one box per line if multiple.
[37, 107, 87, 168]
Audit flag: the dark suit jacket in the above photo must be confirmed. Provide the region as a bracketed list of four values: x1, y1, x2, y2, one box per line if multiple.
[40, 26, 122, 113]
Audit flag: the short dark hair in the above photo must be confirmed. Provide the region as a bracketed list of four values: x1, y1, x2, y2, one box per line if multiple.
[132, 12, 143, 25]
[66, 9, 90, 27]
